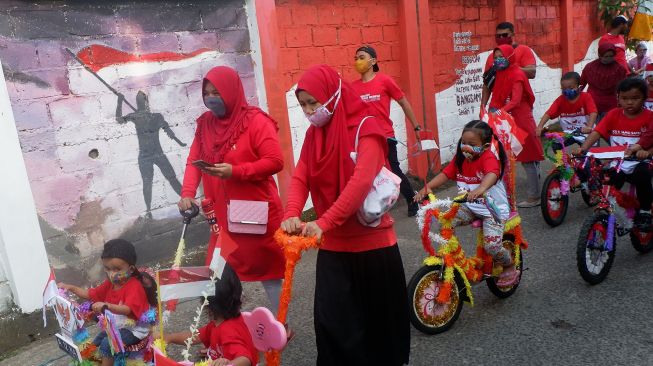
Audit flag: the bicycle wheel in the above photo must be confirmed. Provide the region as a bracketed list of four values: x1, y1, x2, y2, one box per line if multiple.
[630, 227, 653, 253]
[487, 236, 523, 298]
[407, 265, 464, 334]
[576, 212, 616, 284]
[541, 172, 568, 227]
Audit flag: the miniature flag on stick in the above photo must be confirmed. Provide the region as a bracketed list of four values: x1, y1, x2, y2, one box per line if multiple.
[42, 268, 58, 327]
[158, 266, 215, 302]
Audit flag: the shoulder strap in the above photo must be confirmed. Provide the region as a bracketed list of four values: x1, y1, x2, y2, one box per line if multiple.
[354, 116, 375, 153]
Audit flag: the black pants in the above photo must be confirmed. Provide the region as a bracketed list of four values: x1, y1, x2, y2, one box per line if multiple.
[387, 139, 415, 203]
[314, 245, 410, 366]
[611, 162, 653, 210]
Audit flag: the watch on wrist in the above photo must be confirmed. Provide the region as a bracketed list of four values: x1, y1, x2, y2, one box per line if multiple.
[101, 304, 109, 313]
[414, 126, 421, 131]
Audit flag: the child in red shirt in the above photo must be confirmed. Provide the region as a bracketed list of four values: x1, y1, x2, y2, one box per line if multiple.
[59, 239, 156, 366]
[165, 264, 257, 366]
[414, 121, 519, 286]
[537, 71, 598, 144]
[576, 78, 653, 229]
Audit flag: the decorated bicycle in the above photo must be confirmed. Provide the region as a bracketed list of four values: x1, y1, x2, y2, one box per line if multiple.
[540, 130, 601, 226]
[407, 112, 528, 334]
[576, 146, 653, 285]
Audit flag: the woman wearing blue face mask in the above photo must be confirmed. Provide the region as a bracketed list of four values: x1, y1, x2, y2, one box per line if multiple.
[178, 66, 286, 316]
[281, 65, 410, 365]
[487, 44, 544, 208]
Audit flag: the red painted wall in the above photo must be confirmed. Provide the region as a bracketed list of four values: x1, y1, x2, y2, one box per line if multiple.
[275, 0, 403, 88]
[572, 0, 603, 62]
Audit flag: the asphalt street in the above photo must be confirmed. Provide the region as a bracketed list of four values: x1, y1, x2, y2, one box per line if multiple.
[4, 161, 653, 366]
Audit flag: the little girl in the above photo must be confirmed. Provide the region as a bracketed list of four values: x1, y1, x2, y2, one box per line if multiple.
[414, 120, 519, 285]
[164, 264, 257, 366]
[58, 239, 157, 366]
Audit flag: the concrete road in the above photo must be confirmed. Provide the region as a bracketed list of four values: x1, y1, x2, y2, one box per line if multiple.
[4, 166, 653, 366]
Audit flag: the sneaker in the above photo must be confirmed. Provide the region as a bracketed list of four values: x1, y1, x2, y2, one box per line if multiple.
[517, 199, 540, 208]
[634, 212, 652, 231]
[407, 201, 419, 217]
[580, 182, 589, 192]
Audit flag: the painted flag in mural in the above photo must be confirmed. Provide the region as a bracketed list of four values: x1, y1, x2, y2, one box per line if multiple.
[72, 44, 220, 85]
[43, 268, 59, 327]
[480, 109, 526, 156]
[158, 266, 215, 302]
[629, 1, 653, 41]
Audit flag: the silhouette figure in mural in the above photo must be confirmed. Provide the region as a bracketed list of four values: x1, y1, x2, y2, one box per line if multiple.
[116, 91, 186, 219]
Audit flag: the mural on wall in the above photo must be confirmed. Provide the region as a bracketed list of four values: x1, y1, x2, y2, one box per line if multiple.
[0, 0, 257, 275]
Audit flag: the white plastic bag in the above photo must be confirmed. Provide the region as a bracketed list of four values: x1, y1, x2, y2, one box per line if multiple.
[351, 116, 402, 227]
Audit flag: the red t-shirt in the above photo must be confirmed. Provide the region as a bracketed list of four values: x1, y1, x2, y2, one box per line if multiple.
[599, 33, 630, 74]
[351, 73, 405, 138]
[88, 277, 149, 319]
[595, 108, 653, 146]
[484, 45, 536, 72]
[442, 149, 501, 189]
[545, 92, 598, 132]
[199, 316, 258, 364]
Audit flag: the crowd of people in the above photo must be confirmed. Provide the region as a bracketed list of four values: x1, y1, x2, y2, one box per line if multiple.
[57, 15, 653, 366]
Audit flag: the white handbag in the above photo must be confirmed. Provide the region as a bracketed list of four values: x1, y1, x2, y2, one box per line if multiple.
[351, 116, 402, 227]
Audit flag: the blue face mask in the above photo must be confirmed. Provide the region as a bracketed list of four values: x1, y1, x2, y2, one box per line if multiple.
[562, 88, 579, 100]
[204, 96, 226, 118]
[494, 57, 510, 70]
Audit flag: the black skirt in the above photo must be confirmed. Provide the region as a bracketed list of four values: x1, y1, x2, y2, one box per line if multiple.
[314, 244, 410, 366]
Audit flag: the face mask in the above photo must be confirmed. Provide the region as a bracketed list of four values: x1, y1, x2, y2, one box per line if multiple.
[354, 59, 372, 74]
[108, 269, 132, 286]
[496, 36, 512, 46]
[204, 96, 226, 118]
[600, 56, 615, 65]
[460, 143, 485, 160]
[305, 79, 342, 127]
[494, 57, 510, 70]
[562, 88, 579, 100]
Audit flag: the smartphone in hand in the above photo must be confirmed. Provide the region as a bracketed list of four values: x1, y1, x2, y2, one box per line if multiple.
[191, 160, 214, 169]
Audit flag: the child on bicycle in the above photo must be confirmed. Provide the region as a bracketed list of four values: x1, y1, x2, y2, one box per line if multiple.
[536, 71, 598, 144]
[575, 77, 653, 230]
[164, 264, 257, 366]
[58, 239, 157, 366]
[414, 120, 517, 285]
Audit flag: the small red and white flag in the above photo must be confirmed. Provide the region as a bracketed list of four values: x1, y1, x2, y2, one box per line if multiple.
[42, 268, 59, 327]
[481, 109, 526, 157]
[153, 346, 194, 366]
[158, 266, 215, 302]
[587, 145, 626, 159]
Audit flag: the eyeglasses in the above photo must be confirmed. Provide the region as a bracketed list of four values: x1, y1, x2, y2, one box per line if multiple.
[495, 33, 511, 38]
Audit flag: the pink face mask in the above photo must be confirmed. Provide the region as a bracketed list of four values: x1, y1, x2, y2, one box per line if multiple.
[305, 79, 342, 127]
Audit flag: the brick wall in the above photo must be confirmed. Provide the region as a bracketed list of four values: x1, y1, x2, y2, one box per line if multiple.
[276, 0, 409, 181]
[515, 0, 562, 68]
[0, 0, 257, 287]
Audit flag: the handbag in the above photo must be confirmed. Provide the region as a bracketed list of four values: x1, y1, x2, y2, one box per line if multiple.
[351, 116, 402, 227]
[227, 200, 269, 235]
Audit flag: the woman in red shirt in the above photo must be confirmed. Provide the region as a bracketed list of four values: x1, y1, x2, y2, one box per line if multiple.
[580, 43, 628, 116]
[281, 65, 410, 365]
[489, 44, 544, 208]
[178, 66, 285, 314]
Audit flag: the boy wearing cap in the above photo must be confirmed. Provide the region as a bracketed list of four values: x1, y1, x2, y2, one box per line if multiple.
[599, 15, 633, 74]
[351, 45, 422, 216]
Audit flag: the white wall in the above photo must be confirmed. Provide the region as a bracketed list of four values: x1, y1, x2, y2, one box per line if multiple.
[0, 60, 51, 313]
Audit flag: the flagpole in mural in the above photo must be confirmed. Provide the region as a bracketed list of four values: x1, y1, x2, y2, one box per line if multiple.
[65, 48, 138, 112]
[67, 47, 186, 219]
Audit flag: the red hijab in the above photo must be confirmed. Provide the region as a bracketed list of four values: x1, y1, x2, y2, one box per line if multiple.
[582, 43, 626, 91]
[196, 66, 277, 163]
[491, 44, 535, 108]
[296, 65, 386, 214]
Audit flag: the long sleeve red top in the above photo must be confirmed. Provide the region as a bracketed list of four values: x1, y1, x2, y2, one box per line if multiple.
[181, 113, 285, 281]
[284, 135, 397, 252]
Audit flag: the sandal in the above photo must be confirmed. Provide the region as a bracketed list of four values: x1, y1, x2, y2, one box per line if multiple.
[496, 267, 521, 287]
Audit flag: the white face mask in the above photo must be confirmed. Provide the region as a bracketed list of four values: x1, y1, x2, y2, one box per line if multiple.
[305, 79, 342, 127]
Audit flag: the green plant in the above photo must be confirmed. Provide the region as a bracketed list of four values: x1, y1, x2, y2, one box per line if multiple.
[598, 0, 637, 28]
